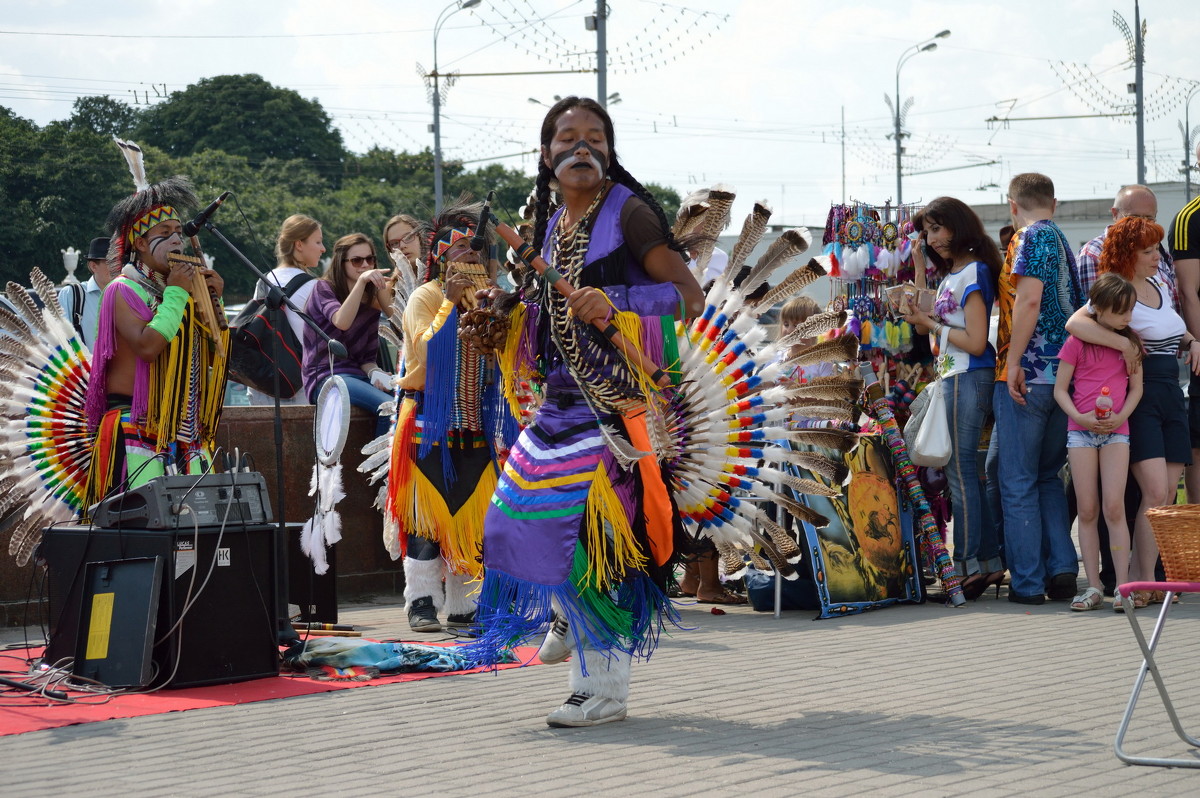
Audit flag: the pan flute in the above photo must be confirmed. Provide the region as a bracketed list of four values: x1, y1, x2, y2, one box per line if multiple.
[167, 253, 225, 337]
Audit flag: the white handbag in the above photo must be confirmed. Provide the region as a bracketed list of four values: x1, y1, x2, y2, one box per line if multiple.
[910, 378, 952, 467]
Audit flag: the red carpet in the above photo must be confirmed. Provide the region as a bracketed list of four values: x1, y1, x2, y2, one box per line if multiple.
[0, 643, 538, 737]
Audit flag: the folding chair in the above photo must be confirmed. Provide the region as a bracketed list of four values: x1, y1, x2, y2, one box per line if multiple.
[1114, 505, 1200, 768]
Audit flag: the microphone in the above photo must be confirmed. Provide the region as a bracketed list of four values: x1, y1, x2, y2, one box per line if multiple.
[182, 190, 232, 237]
[470, 190, 495, 252]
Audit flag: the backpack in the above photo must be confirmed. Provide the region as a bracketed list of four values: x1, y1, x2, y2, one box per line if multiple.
[66, 282, 86, 338]
[227, 273, 314, 399]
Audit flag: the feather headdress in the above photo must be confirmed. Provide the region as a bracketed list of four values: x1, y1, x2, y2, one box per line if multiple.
[425, 194, 492, 282]
[105, 140, 198, 270]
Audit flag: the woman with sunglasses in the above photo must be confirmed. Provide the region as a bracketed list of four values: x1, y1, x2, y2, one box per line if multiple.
[301, 232, 395, 434]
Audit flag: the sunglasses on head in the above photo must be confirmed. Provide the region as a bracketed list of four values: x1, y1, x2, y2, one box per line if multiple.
[346, 254, 377, 267]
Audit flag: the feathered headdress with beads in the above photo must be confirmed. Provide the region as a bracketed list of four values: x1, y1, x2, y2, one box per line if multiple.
[424, 195, 495, 283]
[106, 138, 198, 269]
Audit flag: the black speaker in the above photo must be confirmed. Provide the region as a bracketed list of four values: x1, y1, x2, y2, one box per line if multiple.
[40, 523, 280, 688]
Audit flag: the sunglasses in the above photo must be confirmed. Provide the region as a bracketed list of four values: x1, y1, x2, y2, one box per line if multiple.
[346, 254, 377, 267]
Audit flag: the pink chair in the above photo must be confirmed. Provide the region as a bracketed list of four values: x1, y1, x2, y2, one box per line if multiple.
[1115, 505, 1200, 768]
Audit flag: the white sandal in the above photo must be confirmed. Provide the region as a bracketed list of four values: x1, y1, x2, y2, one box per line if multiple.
[1070, 586, 1103, 611]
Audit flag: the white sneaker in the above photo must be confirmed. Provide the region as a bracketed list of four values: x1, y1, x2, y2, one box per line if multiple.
[536, 613, 571, 664]
[546, 692, 627, 727]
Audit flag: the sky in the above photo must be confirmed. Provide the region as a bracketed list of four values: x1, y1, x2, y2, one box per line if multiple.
[1, 0, 1198, 229]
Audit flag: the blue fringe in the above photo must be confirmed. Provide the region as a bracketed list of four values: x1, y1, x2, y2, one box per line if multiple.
[460, 568, 682, 672]
[482, 362, 521, 456]
[420, 306, 459, 483]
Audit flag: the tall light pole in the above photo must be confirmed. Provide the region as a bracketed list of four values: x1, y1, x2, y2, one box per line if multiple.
[432, 0, 481, 214]
[890, 29, 950, 205]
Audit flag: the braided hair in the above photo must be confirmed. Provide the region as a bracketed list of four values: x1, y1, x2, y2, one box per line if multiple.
[499, 96, 685, 316]
[531, 96, 686, 258]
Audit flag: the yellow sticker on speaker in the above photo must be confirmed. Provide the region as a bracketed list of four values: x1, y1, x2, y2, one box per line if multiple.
[85, 592, 115, 660]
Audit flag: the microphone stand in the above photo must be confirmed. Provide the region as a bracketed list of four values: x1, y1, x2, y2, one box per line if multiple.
[195, 219, 349, 643]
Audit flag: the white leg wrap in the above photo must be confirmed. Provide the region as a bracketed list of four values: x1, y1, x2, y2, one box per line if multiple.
[443, 568, 477, 616]
[403, 556, 445, 612]
[569, 647, 631, 703]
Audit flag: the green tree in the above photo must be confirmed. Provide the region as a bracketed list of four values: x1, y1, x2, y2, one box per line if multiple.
[66, 95, 140, 138]
[643, 181, 681, 223]
[0, 107, 129, 286]
[134, 74, 345, 182]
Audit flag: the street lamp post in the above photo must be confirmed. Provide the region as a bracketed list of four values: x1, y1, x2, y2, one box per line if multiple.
[892, 30, 950, 206]
[432, 0, 482, 214]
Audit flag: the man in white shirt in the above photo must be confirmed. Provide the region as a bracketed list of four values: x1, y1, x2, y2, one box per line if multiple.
[56, 237, 114, 349]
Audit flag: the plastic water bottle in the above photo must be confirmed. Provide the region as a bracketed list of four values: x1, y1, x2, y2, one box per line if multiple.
[1095, 386, 1113, 419]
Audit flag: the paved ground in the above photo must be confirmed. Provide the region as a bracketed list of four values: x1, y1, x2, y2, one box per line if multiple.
[1, 583, 1198, 797]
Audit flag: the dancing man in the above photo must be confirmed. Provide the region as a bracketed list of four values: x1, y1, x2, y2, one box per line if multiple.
[388, 198, 517, 633]
[472, 97, 703, 727]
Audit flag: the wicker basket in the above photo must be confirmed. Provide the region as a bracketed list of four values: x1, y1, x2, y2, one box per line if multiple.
[1144, 505, 1200, 581]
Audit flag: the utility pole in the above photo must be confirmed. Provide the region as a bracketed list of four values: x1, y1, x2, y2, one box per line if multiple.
[1134, 0, 1145, 184]
[588, 0, 608, 107]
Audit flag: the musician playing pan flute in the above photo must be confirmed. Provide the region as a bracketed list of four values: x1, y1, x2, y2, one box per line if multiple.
[386, 198, 517, 634]
[83, 142, 229, 507]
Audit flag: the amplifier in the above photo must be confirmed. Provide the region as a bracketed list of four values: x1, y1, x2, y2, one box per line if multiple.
[40, 523, 280, 688]
[90, 472, 273, 529]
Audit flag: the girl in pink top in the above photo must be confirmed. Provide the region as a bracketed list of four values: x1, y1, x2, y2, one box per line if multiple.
[1054, 274, 1144, 611]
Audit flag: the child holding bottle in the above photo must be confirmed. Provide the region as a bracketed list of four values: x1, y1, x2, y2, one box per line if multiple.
[1053, 273, 1144, 611]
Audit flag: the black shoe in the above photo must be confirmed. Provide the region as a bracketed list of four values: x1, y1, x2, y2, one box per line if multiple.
[1102, 583, 1116, 598]
[407, 596, 441, 632]
[1008, 591, 1046, 606]
[445, 611, 476, 629]
[1046, 572, 1078, 601]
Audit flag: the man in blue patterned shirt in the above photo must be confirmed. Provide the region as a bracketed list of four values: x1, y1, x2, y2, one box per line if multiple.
[989, 173, 1084, 605]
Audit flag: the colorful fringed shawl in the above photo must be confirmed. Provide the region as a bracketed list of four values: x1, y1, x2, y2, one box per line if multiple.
[384, 281, 519, 577]
[83, 272, 229, 507]
[471, 184, 685, 665]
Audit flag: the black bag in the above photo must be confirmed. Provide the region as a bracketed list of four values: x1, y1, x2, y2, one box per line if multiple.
[227, 273, 314, 399]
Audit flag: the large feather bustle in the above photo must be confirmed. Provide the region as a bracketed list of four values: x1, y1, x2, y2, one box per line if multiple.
[783, 374, 864, 402]
[740, 228, 813, 295]
[0, 272, 92, 565]
[780, 309, 847, 346]
[782, 334, 859, 369]
[784, 398, 857, 420]
[784, 428, 859, 452]
[684, 184, 736, 282]
[750, 257, 828, 312]
[724, 202, 772, 283]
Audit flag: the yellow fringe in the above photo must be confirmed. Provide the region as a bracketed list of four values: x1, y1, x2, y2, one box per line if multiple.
[609, 309, 662, 401]
[497, 300, 528, 419]
[396, 453, 496, 581]
[142, 299, 229, 452]
[581, 461, 647, 590]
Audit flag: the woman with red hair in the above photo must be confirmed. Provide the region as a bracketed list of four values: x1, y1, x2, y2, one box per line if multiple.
[1066, 216, 1200, 606]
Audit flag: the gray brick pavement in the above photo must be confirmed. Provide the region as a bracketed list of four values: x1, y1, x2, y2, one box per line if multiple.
[2, 590, 1199, 796]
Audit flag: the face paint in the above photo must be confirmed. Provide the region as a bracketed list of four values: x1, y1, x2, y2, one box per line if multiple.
[551, 140, 607, 180]
[147, 231, 183, 263]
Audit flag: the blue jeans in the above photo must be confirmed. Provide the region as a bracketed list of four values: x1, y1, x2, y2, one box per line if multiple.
[991, 381, 1076, 597]
[944, 369, 1000, 577]
[316, 373, 392, 437]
